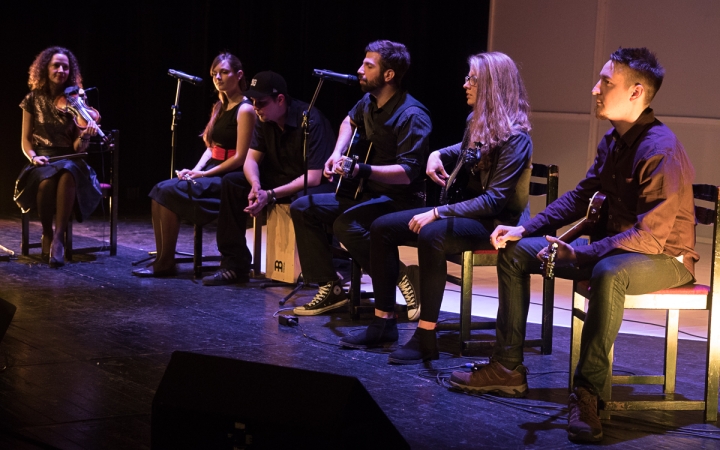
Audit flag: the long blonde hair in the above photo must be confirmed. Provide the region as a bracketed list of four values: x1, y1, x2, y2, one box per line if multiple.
[467, 52, 531, 149]
[201, 52, 247, 147]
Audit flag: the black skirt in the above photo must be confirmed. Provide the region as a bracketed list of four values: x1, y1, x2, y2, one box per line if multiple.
[14, 147, 102, 222]
[148, 159, 234, 226]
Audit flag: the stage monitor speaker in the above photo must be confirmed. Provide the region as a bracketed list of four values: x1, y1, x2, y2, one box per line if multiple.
[152, 351, 409, 450]
[0, 298, 16, 344]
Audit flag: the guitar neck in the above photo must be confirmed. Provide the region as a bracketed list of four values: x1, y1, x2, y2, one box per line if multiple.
[439, 148, 469, 204]
[556, 218, 588, 243]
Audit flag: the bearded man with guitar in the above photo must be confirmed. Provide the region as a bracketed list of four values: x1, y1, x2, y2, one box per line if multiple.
[450, 48, 698, 444]
[338, 52, 533, 365]
[290, 40, 431, 316]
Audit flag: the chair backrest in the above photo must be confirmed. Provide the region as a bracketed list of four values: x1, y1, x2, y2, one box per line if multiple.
[529, 163, 559, 206]
[693, 184, 720, 296]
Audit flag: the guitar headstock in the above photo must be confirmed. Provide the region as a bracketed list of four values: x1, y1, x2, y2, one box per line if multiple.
[541, 242, 559, 279]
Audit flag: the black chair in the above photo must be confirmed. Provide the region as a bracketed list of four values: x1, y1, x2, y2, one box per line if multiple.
[432, 162, 559, 355]
[569, 184, 720, 421]
[21, 129, 119, 260]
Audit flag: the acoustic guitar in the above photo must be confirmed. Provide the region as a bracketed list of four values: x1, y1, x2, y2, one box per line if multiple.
[438, 146, 484, 205]
[541, 191, 606, 279]
[335, 128, 372, 200]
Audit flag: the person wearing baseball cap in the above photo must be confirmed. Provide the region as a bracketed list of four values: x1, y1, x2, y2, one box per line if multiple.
[203, 71, 336, 286]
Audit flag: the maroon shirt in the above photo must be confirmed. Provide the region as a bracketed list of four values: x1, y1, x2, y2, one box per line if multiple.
[523, 108, 698, 277]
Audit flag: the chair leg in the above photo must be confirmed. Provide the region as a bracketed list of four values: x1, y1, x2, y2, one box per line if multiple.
[705, 301, 720, 422]
[540, 276, 555, 355]
[109, 187, 118, 257]
[252, 215, 263, 277]
[459, 250, 473, 355]
[193, 224, 203, 278]
[65, 219, 73, 261]
[664, 309, 679, 394]
[569, 289, 585, 391]
[600, 345, 613, 420]
[349, 259, 363, 321]
[21, 212, 30, 256]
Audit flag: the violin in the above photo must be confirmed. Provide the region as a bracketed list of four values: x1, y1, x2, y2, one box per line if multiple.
[55, 86, 108, 142]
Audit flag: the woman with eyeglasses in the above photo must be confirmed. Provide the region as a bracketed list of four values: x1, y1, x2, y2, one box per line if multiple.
[339, 52, 533, 364]
[132, 52, 256, 277]
[15, 46, 103, 268]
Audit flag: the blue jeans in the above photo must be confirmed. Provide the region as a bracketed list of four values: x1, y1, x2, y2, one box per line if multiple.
[370, 208, 493, 323]
[290, 193, 423, 283]
[496, 237, 694, 398]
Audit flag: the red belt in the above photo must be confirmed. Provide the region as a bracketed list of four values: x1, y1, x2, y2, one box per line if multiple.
[211, 146, 236, 161]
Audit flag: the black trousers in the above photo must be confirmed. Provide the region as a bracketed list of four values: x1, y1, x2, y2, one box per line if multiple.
[216, 172, 335, 272]
[290, 192, 423, 284]
[369, 208, 493, 322]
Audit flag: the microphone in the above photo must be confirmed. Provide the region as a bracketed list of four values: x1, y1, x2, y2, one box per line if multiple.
[83, 87, 97, 92]
[313, 69, 358, 85]
[168, 69, 203, 85]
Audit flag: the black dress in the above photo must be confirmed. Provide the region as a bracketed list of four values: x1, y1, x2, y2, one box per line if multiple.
[14, 90, 102, 221]
[148, 100, 249, 226]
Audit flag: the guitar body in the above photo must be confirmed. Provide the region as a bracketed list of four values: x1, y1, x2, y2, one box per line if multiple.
[438, 147, 475, 205]
[439, 166, 469, 205]
[335, 129, 372, 200]
[541, 191, 606, 279]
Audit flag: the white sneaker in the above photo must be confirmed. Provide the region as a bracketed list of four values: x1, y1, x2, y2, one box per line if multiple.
[398, 265, 421, 321]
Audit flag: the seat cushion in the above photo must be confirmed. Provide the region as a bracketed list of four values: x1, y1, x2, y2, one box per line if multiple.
[575, 280, 710, 297]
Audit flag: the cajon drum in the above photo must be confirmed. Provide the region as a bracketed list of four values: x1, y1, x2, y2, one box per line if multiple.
[265, 203, 301, 283]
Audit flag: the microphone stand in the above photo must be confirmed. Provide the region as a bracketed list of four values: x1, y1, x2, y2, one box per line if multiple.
[265, 77, 325, 306]
[132, 77, 192, 267]
[170, 78, 184, 178]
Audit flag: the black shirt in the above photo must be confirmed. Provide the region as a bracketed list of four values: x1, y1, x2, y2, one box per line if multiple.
[250, 97, 335, 189]
[348, 91, 432, 200]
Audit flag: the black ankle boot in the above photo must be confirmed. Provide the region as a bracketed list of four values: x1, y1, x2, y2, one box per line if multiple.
[340, 316, 398, 349]
[387, 327, 439, 364]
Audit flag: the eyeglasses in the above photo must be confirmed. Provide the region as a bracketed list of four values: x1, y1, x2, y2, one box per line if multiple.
[464, 75, 478, 87]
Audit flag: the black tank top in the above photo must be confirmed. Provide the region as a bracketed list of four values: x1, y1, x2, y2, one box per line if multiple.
[210, 98, 251, 149]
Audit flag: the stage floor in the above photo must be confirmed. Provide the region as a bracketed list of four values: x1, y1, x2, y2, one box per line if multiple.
[0, 214, 717, 449]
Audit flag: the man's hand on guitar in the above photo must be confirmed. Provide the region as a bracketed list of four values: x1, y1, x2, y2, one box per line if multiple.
[333, 155, 359, 178]
[490, 225, 525, 249]
[537, 235, 577, 267]
[426, 151, 448, 186]
[408, 209, 436, 234]
[323, 153, 343, 181]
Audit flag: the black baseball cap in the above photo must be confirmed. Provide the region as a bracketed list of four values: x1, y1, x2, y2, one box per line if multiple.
[244, 71, 288, 99]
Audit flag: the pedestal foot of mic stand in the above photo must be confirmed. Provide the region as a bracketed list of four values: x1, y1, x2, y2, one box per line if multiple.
[279, 282, 304, 306]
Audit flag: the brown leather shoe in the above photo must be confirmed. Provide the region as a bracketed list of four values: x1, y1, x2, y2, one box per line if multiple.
[567, 386, 603, 443]
[449, 360, 528, 398]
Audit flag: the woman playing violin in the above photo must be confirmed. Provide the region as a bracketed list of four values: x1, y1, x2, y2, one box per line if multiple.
[15, 46, 102, 268]
[132, 52, 255, 277]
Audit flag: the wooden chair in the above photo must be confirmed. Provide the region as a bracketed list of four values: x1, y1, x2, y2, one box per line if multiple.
[569, 183, 720, 422]
[434, 163, 559, 355]
[21, 129, 120, 260]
